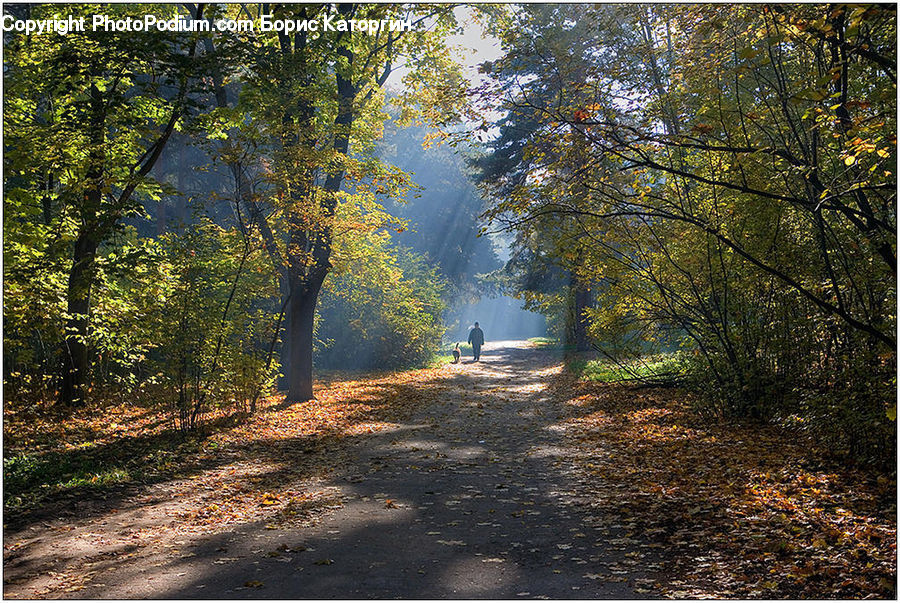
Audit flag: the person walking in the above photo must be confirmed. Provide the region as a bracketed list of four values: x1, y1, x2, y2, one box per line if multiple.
[467, 322, 485, 361]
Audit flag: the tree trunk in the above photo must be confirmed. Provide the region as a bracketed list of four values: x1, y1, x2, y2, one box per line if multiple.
[279, 294, 292, 390]
[286, 272, 326, 401]
[59, 230, 99, 407]
[53, 20, 191, 407]
[573, 280, 592, 352]
[283, 17, 356, 401]
[58, 83, 105, 407]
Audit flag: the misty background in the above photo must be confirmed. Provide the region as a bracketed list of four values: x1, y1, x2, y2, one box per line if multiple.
[378, 120, 546, 345]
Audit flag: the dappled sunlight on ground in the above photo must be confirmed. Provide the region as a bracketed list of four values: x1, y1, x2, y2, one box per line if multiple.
[5, 400, 172, 455]
[3, 363, 461, 597]
[5, 341, 892, 599]
[435, 555, 520, 596]
[9, 341, 643, 599]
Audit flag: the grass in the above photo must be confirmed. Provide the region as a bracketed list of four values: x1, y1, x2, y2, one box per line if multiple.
[2, 394, 219, 515]
[3, 434, 204, 512]
[527, 339, 687, 385]
[570, 351, 689, 385]
[3, 447, 129, 510]
[527, 337, 575, 351]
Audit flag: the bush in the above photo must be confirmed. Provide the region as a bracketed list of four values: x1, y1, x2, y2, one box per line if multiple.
[147, 218, 281, 430]
[316, 235, 446, 371]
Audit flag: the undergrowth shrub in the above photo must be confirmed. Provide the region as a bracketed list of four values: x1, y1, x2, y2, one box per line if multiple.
[316, 236, 446, 371]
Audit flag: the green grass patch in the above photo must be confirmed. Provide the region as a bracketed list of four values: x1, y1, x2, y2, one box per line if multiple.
[572, 352, 689, 384]
[3, 435, 204, 513]
[429, 341, 475, 366]
[527, 337, 575, 351]
[4, 449, 131, 510]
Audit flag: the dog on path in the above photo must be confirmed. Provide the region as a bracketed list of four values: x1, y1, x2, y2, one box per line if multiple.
[451, 343, 461, 364]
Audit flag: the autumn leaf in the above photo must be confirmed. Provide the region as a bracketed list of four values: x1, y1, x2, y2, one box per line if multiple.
[260, 493, 280, 506]
[563, 371, 896, 600]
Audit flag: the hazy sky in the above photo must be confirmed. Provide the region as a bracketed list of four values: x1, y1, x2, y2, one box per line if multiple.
[447, 5, 504, 85]
[386, 5, 503, 91]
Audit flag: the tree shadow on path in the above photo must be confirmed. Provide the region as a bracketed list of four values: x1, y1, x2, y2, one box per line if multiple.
[4, 341, 661, 599]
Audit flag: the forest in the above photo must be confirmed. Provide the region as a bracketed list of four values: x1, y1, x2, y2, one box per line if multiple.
[3, 3, 896, 599]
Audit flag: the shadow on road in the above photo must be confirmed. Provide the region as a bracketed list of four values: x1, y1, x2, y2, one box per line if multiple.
[4, 341, 656, 599]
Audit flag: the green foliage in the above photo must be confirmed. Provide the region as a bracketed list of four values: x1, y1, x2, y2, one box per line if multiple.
[3, 225, 169, 405]
[3, 431, 205, 512]
[519, 289, 571, 342]
[527, 337, 563, 350]
[3, 3, 215, 406]
[572, 353, 691, 385]
[475, 4, 896, 466]
[4, 450, 133, 510]
[4, 200, 281, 430]
[7, 3, 891, 469]
[4, 2, 465, 418]
[196, 3, 468, 400]
[3, 221, 68, 403]
[148, 217, 280, 430]
[316, 228, 446, 371]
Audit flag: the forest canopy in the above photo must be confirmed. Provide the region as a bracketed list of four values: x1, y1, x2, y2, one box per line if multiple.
[3, 2, 476, 422]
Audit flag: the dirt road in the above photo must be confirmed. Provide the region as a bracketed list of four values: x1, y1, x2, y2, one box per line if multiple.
[4, 341, 657, 598]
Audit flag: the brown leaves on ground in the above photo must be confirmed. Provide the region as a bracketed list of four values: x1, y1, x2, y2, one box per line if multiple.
[5, 366, 447, 456]
[167, 366, 452, 533]
[559, 376, 897, 599]
[5, 356, 895, 600]
[4, 398, 173, 456]
[5, 364, 455, 597]
[4, 366, 450, 535]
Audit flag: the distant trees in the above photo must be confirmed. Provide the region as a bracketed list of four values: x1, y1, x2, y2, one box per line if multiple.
[317, 234, 447, 370]
[475, 4, 896, 464]
[380, 121, 502, 287]
[378, 120, 504, 340]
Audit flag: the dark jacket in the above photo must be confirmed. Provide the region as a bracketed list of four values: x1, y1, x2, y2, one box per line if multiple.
[468, 327, 484, 346]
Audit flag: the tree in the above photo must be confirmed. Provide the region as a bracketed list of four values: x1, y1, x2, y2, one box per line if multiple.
[471, 4, 604, 348]
[203, 3, 465, 401]
[475, 3, 896, 462]
[3, 3, 210, 406]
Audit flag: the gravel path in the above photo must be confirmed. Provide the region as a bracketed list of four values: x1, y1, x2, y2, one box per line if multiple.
[5, 341, 657, 598]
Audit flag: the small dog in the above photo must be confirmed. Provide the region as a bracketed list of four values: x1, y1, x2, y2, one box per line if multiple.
[451, 342, 461, 364]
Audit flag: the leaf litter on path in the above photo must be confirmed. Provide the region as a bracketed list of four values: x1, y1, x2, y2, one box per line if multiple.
[556, 374, 896, 599]
[8, 344, 893, 599]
